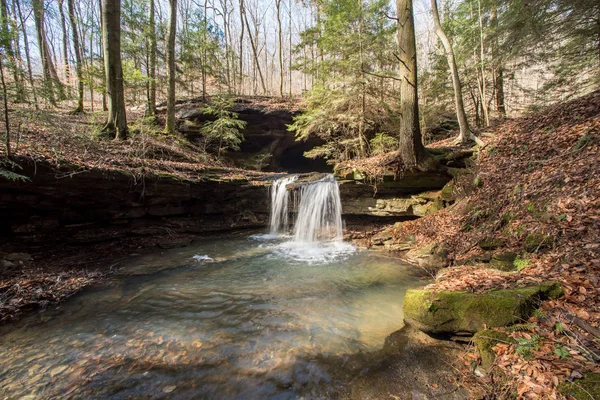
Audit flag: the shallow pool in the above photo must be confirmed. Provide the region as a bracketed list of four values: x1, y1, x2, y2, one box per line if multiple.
[0, 234, 426, 399]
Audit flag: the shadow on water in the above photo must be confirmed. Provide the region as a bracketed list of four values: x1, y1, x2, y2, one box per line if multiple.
[0, 235, 466, 399]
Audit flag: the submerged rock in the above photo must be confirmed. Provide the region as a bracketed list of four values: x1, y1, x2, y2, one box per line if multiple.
[403, 283, 564, 335]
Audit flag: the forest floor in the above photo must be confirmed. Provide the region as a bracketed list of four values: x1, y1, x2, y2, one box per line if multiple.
[370, 90, 600, 398]
[1, 96, 297, 182]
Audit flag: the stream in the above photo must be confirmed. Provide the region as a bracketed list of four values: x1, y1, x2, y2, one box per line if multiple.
[0, 234, 426, 399]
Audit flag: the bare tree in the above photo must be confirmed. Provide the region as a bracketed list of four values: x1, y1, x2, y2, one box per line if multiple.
[32, 0, 64, 104]
[275, 0, 283, 97]
[146, 0, 157, 117]
[67, 0, 84, 113]
[14, 0, 37, 107]
[430, 0, 481, 145]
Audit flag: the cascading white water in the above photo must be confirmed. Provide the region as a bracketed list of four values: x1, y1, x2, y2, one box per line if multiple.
[293, 174, 343, 243]
[269, 176, 297, 235]
[263, 173, 353, 263]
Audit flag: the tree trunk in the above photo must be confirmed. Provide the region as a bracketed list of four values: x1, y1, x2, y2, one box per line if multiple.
[477, 0, 489, 126]
[146, 0, 157, 117]
[165, 0, 177, 134]
[396, 0, 427, 167]
[241, 1, 267, 94]
[101, 0, 127, 139]
[0, 55, 10, 157]
[490, 4, 506, 118]
[239, 0, 245, 94]
[67, 0, 84, 113]
[33, 0, 65, 104]
[15, 0, 37, 107]
[276, 0, 284, 97]
[430, 0, 473, 145]
[57, 0, 71, 92]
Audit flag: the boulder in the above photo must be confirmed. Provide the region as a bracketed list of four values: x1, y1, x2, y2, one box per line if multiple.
[403, 282, 563, 335]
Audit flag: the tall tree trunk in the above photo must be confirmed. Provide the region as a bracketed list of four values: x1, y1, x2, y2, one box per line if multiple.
[477, 0, 489, 126]
[241, 1, 267, 94]
[201, 0, 207, 99]
[165, 0, 177, 134]
[32, 0, 65, 104]
[99, 0, 107, 111]
[57, 0, 71, 92]
[396, 0, 427, 167]
[288, 0, 293, 96]
[146, 0, 157, 117]
[67, 0, 84, 113]
[0, 55, 10, 157]
[431, 0, 476, 145]
[238, 0, 245, 94]
[490, 4, 506, 118]
[15, 0, 37, 107]
[101, 0, 127, 139]
[276, 0, 284, 97]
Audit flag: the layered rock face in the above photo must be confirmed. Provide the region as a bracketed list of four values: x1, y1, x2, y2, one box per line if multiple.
[0, 160, 270, 243]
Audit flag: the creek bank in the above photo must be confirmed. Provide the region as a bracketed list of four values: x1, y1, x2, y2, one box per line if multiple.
[325, 324, 471, 399]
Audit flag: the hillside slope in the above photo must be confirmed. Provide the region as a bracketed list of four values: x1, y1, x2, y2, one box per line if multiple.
[383, 90, 600, 398]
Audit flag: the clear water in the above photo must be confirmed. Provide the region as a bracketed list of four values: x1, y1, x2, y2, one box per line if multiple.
[0, 235, 426, 399]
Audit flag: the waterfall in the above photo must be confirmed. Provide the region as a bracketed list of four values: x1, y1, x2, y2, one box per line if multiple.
[265, 174, 352, 263]
[269, 176, 297, 235]
[293, 174, 343, 243]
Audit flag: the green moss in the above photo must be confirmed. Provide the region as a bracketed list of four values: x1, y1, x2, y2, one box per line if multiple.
[441, 181, 455, 201]
[524, 233, 554, 252]
[489, 252, 518, 271]
[403, 288, 539, 334]
[473, 330, 514, 370]
[403, 283, 563, 335]
[558, 373, 600, 399]
[539, 281, 565, 299]
[478, 237, 504, 250]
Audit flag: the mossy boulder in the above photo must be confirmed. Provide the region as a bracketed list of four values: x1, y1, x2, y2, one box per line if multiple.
[478, 237, 504, 251]
[441, 181, 456, 202]
[489, 252, 518, 271]
[403, 283, 563, 335]
[473, 330, 515, 370]
[558, 373, 600, 400]
[524, 233, 554, 252]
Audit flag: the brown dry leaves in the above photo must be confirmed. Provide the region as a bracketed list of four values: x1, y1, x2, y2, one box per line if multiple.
[384, 90, 600, 398]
